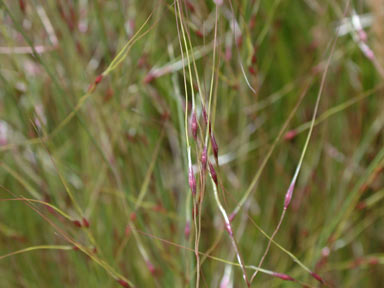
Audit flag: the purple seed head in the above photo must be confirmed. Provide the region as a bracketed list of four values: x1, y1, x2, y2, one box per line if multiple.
[210, 133, 218, 162]
[358, 30, 367, 42]
[94, 74, 103, 85]
[284, 130, 297, 141]
[19, 0, 26, 13]
[229, 212, 236, 222]
[201, 146, 207, 170]
[146, 260, 156, 275]
[224, 222, 233, 236]
[310, 272, 324, 284]
[73, 220, 82, 228]
[191, 111, 197, 140]
[188, 168, 196, 195]
[144, 72, 155, 84]
[360, 42, 375, 60]
[272, 272, 295, 282]
[82, 217, 90, 228]
[208, 162, 217, 184]
[117, 279, 131, 288]
[284, 182, 295, 209]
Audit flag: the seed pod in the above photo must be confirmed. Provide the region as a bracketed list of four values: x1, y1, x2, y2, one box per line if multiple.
[208, 162, 217, 184]
[211, 134, 218, 163]
[310, 272, 324, 284]
[144, 72, 155, 84]
[94, 74, 103, 85]
[82, 217, 90, 228]
[284, 130, 297, 141]
[117, 279, 131, 288]
[191, 111, 197, 140]
[73, 220, 82, 228]
[19, 0, 26, 13]
[272, 272, 295, 282]
[146, 260, 156, 276]
[284, 182, 295, 209]
[224, 222, 233, 236]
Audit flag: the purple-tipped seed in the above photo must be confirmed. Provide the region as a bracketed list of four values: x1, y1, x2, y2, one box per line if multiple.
[284, 182, 295, 209]
[310, 272, 324, 284]
[208, 162, 217, 184]
[272, 272, 295, 281]
[211, 134, 218, 163]
[191, 112, 197, 140]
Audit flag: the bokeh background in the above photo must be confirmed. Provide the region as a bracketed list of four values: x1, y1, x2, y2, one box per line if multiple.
[0, 0, 383, 287]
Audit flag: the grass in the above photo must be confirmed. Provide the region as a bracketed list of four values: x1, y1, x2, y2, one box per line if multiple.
[0, 0, 383, 287]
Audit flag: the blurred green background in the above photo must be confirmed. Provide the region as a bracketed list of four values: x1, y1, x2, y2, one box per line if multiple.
[0, 0, 383, 287]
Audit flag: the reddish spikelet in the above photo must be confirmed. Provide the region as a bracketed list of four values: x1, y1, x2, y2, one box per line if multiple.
[191, 111, 197, 140]
[202, 106, 208, 124]
[252, 54, 257, 64]
[310, 272, 324, 284]
[284, 182, 295, 209]
[130, 212, 137, 222]
[117, 279, 130, 288]
[144, 72, 155, 84]
[272, 272, 295, 282]
[82, 217, 90, 228]
[73, 220, 82, 228]
[208, 162, 217, 184]
[186, 1, 195, 13]
[184, 221, 191, 238]
[72, 245, 79, 251]
[195, 30, 204, 38]
[19, 0, 26, 13]
[368, 257, 379, 265]
[43, 196, 56, 215]
[188, 168, 196, 195]
[249, 14, 256, 30]
[248, 66, 256, 75]
[69, 5, 77, 30]
[229, 212, 236, 222]
[224, 222, 233, 236]
[358, 30, 367, 42]
[210, 134, 218, 163]
[95, 74, 103, 85]
[360, 43, 374, 60]
[146, 260, 156, 276]
[236, 35, 243, 47]
[284, 130, 297, 141]
[201, 146, 207, 171]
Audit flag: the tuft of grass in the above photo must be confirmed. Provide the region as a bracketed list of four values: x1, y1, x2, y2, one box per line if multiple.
[0, 0, 383, 287]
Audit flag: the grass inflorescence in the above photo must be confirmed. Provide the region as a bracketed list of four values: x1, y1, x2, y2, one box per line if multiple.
[0, 0, 383, 287]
